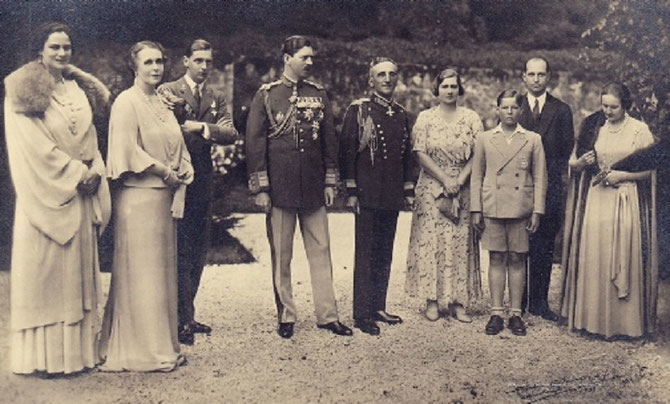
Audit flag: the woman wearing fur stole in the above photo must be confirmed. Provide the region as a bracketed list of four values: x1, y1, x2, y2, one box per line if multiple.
[3, 22, 111, 375]
[560, 83, 658, 339]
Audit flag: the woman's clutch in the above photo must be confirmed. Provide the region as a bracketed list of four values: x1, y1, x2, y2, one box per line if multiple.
[592, 168, 610, 186]
[436, 192, 460, 224]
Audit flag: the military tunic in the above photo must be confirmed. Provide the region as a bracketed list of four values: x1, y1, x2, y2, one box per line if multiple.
[245, 75, 341, 325]
[340, 92, 416, 320]
[246, 76, 338, 208]
[340, 92, 415, 208]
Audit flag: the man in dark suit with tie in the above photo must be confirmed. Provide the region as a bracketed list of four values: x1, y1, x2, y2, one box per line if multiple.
[159, 39, 239, 344]
[518, 57, 574, 321]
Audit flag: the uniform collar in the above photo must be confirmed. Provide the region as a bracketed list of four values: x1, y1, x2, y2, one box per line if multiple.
[372, 92, 394, 108]
[281, 73, 299, 88]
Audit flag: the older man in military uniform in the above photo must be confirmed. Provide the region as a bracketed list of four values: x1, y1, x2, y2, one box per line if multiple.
[340, 57, 415, 335]
[245, 35, 352, 339]
[159, 39, 239, 345]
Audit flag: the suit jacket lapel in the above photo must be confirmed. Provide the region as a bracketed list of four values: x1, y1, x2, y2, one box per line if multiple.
[518, 97, 534, 129]
[177, 76, 199, 115]
[198, 85, 213, 121]
[492, 131, 529, 172]
[536, 94, 558, 136]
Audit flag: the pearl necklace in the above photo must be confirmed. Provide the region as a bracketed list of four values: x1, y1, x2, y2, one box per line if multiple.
[604, 114, 628, 134]
[136, 85, 168, 122]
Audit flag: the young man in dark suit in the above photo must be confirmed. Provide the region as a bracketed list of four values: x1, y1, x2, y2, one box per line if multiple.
[159, 39, 239, 345]
[518, 57, 574, 321]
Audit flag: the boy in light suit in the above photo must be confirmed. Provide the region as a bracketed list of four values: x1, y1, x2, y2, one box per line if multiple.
[470, 89, 547, 336]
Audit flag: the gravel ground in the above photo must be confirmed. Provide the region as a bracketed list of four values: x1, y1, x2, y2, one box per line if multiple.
[1, 212, 669, 403]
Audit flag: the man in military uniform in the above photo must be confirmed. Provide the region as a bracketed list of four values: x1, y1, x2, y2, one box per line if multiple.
[159, 39, 239, 345]
[340, 57, 415, 335]
[245, 35, 352, 339]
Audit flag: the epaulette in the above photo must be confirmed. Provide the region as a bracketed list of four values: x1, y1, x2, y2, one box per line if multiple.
[304, 79, 324, 91]
[259, 80, 282, 92]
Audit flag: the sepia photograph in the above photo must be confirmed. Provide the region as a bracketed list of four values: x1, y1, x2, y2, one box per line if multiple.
[0, 0, 669, 402]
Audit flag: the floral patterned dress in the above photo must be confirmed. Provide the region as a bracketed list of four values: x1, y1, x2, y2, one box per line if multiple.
[405, 106, 483, 307]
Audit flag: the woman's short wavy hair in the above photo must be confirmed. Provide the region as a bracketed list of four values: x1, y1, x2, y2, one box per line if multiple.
[601, 82, 633, 111]
[128, 40, 167, 74]
[432, 68, 464, 97]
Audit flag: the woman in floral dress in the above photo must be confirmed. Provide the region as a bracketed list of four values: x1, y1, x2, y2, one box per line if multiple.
[405, 69, 482, 322]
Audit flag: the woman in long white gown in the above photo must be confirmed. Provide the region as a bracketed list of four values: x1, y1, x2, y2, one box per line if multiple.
[561, 82, 658, 339]
[100, 41, 193, 372]
[4, 22, 111, 375]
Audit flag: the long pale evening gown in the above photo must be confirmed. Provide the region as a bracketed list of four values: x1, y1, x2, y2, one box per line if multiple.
[570, 116, 655, 338]
[4, 62, 111, 374]
[100, 86, 192, 371]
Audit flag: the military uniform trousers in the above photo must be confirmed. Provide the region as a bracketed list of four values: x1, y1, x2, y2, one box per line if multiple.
[353, 208, 399, 320]
[266, 205, 339, 324]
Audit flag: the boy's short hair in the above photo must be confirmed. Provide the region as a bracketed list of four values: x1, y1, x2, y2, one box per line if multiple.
[496, 89, 524, 107]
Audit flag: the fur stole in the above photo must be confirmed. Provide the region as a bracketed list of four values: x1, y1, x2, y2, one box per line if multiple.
[4, 61, 110, 117]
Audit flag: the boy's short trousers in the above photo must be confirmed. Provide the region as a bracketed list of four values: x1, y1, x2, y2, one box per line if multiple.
[481, 217, 529, 253]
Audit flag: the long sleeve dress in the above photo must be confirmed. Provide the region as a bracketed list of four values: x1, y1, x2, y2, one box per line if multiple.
[561, 114, 658, 338]
[405, 106, 482, 307]
[4, 62, 111, 374]
[100, 86, 192, 372]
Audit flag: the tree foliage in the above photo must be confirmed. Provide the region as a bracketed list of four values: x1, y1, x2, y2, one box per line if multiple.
[581, 0, 670, 133]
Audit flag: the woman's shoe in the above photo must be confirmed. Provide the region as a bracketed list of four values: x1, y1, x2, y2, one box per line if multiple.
[425, 300, 439, 321]
[450, 303, 472, 323]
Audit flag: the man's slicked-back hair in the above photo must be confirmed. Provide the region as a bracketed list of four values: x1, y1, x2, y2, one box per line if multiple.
[524, 56, 551, 74]
[281, 35, 311, 57]
[185, 39, 212, 57]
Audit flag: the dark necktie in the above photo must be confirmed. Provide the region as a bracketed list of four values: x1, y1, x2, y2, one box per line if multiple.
[532, 99, 540, 120]
[193, 84, 201, 112]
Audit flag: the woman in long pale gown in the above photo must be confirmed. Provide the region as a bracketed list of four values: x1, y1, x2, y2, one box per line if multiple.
[560, 82, 658, 339]
[405, 69, 482, 322]
[4, 22, 111, 375]
[100, 41, 193, 372]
